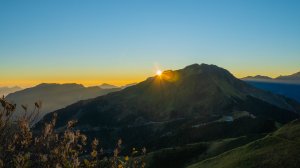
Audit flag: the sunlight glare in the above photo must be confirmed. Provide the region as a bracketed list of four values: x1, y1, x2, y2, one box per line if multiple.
[156, 70, 162, 76]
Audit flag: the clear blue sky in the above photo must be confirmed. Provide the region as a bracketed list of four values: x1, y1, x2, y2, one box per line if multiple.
[0, 0, 300, 87]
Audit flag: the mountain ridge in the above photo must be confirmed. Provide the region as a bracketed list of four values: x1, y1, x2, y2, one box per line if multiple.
[242, 71, 300, 84]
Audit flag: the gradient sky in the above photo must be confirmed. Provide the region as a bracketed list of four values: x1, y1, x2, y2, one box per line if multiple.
[1, 0, 300, 87]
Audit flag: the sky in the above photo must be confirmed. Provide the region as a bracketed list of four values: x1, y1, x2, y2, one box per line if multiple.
[0, 0, 300, 87]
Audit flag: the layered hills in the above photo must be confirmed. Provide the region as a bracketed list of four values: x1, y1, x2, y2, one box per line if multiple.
[6, 83, 120, 120]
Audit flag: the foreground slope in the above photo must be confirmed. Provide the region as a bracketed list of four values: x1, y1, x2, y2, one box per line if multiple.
[39, 64, 300, 149]
[188, 119, 300, 168]
[6, 83, 120, 119]
[146, 135, 265, 168]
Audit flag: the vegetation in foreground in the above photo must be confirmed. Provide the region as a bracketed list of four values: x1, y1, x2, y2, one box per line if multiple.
[0, 96, 146, 168]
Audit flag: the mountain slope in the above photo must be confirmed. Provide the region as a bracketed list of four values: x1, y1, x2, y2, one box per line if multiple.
[6, 83, 120, 120]
[39, 64, 300, 149]
[146, 134, 265, 168]
[187, 119, 300, 168]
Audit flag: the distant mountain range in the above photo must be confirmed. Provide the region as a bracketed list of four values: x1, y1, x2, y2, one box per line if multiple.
[0, 86, 22, 96]
[38, 64, 300, 151]
[242, 71, 300, 83]
[241, 75, 272, 81]
[6, 83, 120, 120]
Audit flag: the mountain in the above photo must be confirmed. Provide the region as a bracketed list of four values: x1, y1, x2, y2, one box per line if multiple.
[0, 86, 22, 96]
[6, 83, 120, 120]
[38, 64, 300, 150]
[187, 119, 300, 168]
[99, 83, 119, 89]
[241, 75, 272, 81]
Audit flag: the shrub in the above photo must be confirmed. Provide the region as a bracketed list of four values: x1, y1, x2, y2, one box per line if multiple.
[0, 96, 146, 168]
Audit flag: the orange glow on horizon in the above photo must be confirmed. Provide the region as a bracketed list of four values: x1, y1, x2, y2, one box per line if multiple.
[0, 68, 297, 88]
[0, 79, 144, 88]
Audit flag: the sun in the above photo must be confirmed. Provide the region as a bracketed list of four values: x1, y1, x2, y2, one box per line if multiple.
[156, 70, 162, 76]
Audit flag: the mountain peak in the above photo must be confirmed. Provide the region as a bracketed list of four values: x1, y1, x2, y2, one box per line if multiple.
[179, 63, 235, 83]
[183, 63, 201, 69]
[182, 63, 225, 73]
